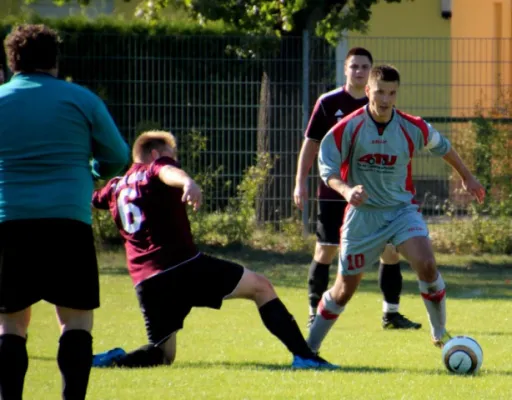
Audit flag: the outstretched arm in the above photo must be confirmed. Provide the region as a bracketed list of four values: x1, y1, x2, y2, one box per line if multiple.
[157, 165, 202, 211]
[417, 120, 485, 204]
[442, 148, 485, 204]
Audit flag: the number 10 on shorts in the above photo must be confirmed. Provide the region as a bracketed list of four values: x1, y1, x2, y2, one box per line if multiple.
[347, 254, 365, 271]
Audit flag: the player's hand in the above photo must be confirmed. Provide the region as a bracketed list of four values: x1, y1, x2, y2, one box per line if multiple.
[182, 179, 202, 211]
[344, 185, 369, 207]
[293, 181, 308, 210]
[462, 175, 485, 204]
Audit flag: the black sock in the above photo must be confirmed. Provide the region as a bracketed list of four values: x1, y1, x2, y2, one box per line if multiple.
[379, 262, 403, 309]
[114, 344, 165, 368]
[259, 298, 315, 358]
[57, 330, 93, 400]
[0, 334, 28, 400]
[307, 261, 330, 310]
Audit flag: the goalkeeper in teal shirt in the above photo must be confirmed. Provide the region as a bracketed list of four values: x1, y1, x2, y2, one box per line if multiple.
[0, 24, 129, 400]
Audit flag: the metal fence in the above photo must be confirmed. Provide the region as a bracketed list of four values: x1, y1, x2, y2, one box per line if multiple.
[7, 31, 508, 232]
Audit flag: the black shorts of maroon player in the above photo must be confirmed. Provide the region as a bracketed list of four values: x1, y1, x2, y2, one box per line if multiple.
[0, 218, 100, 313]
[316, 199, 349, 246]
[135, 253, 244, 345]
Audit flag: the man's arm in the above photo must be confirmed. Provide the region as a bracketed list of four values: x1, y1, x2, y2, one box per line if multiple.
[420, 121, 485, 204]
[442, 148, 485, 204]
[91, 100, 130, 179]
[293, 139, 320, 210]
[92, 178, 118, 210]
[442, 148, 472, 181]
[157, 165, 202, 211]
[293, 97, 329, 209]
[318, 131, 368, 206]
[325, 174, 351, 199]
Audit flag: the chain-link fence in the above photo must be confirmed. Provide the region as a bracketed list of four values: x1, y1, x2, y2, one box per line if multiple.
[3, 30, 509, 232]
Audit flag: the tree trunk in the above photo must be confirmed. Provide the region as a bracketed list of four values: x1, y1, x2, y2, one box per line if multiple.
[256, 71, 271, 224]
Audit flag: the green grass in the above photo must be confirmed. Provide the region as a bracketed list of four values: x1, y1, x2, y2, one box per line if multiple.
[24, 247, 512, 399]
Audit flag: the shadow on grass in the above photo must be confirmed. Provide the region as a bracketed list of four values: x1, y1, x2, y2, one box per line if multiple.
[462, 331, 512, 337]
[98, 244, 512, 300]
[173, 360, 389, 373]
[174, 360, 512, 377]
[28, 355, 512, 376]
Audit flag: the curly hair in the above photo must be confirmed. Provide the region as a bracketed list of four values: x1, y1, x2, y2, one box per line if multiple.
[4, 24, 61, 73]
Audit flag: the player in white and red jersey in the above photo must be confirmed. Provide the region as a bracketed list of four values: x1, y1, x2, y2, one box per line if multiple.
[294, 47, 420, 330]
[307, 65, 485, 357]
[91, 130, 339, 370]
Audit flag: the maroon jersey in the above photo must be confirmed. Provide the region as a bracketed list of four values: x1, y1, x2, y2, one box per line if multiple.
[304, 86, 368, 200]
[92, 156, 198, 286]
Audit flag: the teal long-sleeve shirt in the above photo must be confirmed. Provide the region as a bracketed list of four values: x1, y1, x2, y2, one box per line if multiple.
[0, 72, 130, 224]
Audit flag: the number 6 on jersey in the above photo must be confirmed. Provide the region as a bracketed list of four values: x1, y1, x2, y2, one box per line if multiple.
[117, 187, 142, 233]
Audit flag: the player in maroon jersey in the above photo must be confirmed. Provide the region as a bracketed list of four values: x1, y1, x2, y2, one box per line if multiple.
[0, 66, 4, 84]
[91, 130, 339, 370]
[294, 47, 421, 330]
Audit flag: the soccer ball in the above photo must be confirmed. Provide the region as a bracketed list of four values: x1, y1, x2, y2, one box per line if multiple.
[441, 336, 483, 374]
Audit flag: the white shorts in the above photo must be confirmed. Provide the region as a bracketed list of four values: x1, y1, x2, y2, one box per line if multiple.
[339, 204, 429, 276]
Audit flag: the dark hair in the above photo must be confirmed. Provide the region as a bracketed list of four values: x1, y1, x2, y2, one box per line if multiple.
[345, 47, 373, 65]
[369, 64, 400, 85]
[4, 24, 61, 73]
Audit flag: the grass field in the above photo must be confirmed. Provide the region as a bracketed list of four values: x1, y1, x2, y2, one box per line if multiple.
[24, 247, 512, 400]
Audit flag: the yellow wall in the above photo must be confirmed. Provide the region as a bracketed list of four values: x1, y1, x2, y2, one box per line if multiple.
[451, 0, 512, 116]
[347, 0, 451, 118]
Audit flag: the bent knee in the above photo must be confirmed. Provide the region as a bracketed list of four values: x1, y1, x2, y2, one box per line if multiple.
[417, 257, 437, 281]
[243, 272, 276, 305]
[330, 275, 361, 307]
[251, 273, 276, 296]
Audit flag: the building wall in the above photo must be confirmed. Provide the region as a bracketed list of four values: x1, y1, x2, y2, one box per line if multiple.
[451, 0, 512, 116]
[346, 0, 452, 119]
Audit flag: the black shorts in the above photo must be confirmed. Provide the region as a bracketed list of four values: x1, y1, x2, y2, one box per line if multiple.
[135, 253, 244, 345]
[316, 199, 348, 246]
[0, 218, 100, 313]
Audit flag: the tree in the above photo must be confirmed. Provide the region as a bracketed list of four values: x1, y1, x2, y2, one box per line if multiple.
[33, 0, 411, 44]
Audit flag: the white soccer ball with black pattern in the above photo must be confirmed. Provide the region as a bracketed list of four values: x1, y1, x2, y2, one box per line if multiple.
[441, 336, 483, 374]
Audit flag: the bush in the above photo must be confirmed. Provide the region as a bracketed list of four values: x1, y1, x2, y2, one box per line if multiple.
[429, 216, 512, 255]
[189, 152, 275, 245]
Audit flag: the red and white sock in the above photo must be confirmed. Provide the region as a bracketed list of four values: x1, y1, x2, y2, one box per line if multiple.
[419, 273, 446, 339]
[307, 291, 344, 353]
